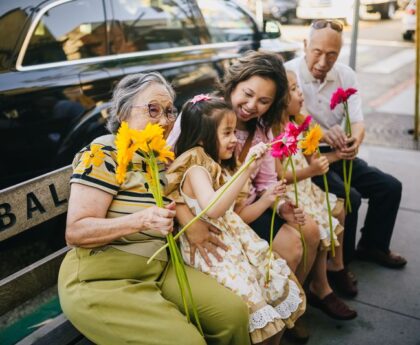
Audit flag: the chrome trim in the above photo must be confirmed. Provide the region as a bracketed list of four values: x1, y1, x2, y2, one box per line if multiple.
[16, 0, 73, 69]
[16, 39, 249, 72]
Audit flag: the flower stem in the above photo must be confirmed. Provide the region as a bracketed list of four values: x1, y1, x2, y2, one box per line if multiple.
[344, 102, 353, 136]
[265, 197, 278, 286]
[146, 152, 203, 334]
[265, 158, 290, 286]
[343, 102, 353, 213]
[318, 149, 335, 257]
[289, 157, 307, 272]
[342, 159, 351, 214]
[173, 243, 204, 335]
[347, 160, 353, 213]
[147, 155, 257, 264]
[169, 235, 190, 321]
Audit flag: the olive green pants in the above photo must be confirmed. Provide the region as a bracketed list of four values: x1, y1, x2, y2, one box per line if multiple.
[58, 247, 250, 345]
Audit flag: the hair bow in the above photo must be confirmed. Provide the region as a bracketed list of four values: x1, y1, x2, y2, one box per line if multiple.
[190, 94, 211, 104]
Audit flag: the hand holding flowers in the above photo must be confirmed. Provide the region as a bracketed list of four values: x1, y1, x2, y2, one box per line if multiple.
[138, 202, 176, 236]
[308, 154, 329, 176]
[246, 142, 270, 172]
[259, 180, 287, 206]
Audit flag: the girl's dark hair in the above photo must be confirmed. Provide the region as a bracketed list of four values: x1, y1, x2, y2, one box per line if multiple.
[220, 50, 288, 134]
[175, 97, 237, 170]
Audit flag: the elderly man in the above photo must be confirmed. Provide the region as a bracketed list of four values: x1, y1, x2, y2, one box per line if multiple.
[285, 20, 406, 297]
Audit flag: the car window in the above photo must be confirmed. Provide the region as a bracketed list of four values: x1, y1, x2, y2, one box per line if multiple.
[196, 0, 255, 43]
[22, 0, 106, 66]
[111, 0, 199, 54]
[0, 7, 28, 72]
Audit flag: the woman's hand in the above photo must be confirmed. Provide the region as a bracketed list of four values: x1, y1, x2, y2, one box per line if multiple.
[138, 202, 176, 236]
[308, 155, 329, 176]
[278, 201, 306, 226]
[246, 142, 268, 172]
[184, 220, 228, 267]
[260, 180, 287, 205]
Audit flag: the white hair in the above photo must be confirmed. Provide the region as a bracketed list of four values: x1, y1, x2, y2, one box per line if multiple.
[107, 72, 175, 134]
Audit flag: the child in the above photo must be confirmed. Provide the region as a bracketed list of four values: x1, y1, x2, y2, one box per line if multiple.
[273, 70, 357, 320]
[166, 96, 306, 345]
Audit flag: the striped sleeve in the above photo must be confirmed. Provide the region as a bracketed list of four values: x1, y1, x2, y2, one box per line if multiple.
[71, 142, 120, 195]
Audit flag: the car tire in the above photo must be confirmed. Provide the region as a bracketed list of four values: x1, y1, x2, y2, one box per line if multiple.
[380, 2, 396, 19]
[402, 31, 413, 40]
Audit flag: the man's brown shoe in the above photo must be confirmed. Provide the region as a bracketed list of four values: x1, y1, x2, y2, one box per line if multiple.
[307, 291, 357, 320]
[327, 268, 358, 298]
[356, 246, 407, 269]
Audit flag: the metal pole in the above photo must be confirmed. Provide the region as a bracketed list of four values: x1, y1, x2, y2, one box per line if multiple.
[349, 0, 360, 70]
[415, 0, 420, 141]
[255, 0, 263, 28]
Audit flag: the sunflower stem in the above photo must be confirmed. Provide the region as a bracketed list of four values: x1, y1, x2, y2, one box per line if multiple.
[173, 243, 204, 335]
[146, 150, 202, 332]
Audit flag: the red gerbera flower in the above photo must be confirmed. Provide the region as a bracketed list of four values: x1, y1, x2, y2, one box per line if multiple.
[330, 87, 358, 110]
[298, 115, 313, 133]
[271, 132, 298, 160]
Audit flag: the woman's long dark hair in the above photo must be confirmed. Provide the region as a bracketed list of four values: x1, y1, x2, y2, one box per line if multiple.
[220, 50, 288, 135]
[175, 97, 237, 170]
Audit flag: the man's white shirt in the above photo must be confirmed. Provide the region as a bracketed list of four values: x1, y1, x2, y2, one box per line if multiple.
[285, 56, 364, 132]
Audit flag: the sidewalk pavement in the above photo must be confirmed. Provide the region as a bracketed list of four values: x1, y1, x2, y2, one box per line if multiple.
[294, 144, 420, 345]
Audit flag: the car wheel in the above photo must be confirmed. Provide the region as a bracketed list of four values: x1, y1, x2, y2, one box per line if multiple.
[402, 31, 413, 40]
[380, 2, 396, 19]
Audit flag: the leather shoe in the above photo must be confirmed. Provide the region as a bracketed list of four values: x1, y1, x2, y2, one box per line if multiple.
[327, 268, 358, 298]
[356, 245, 407, 269]
[307, 291, 357, 320]
[284, 317, 309, 344]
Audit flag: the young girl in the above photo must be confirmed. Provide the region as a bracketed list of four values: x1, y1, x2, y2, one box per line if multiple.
[166, 96, 306, 345]
[273, 70, 357, 320]
[168, 52, 320, 285]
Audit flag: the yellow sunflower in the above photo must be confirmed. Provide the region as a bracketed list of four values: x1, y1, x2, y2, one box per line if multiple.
[136, 123, 165, 152]
[299, 124, 323, 155]
[82, 144, 105, 167]
[115, 121, 135, 184]
[157, 145, 175, 163]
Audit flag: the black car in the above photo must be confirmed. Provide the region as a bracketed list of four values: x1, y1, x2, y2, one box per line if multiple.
[0, 0, 298, 190]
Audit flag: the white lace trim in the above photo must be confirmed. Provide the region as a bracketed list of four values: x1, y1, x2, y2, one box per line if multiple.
[249, 305, 281, 333]
[248, 280, 303, 332]
[274, 280, 302, 319]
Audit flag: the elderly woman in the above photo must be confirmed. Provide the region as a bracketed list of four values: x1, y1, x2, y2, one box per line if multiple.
[58, 72, 250, 345]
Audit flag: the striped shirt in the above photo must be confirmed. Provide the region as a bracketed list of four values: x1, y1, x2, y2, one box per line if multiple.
[71, 134, 170, 261]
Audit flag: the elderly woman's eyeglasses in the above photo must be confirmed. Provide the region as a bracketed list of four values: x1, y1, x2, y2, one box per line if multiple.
[131, 103, 178, 121]
[311, 19, 343, 32]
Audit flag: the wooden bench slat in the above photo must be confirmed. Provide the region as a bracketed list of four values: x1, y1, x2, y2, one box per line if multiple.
[0, 247, 69, 315]
[16, 313, 94, 345]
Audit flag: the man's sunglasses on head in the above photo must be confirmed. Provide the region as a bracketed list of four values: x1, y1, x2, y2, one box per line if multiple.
[311, 19, 344, 32]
